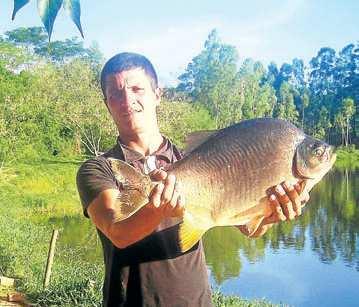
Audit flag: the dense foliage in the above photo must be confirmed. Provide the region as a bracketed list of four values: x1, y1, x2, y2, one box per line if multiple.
[178, 30, 358, 145]
[0, 27, 358, 165]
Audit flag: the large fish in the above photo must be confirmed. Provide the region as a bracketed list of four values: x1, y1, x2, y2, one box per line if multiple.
[108, 118, 336, 252]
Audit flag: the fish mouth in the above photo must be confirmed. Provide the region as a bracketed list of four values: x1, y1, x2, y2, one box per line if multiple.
[326, 145, 337, 166]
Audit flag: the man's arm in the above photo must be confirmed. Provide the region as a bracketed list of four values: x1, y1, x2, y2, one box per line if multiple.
[237, 181, 310, 238]
[87, 170, 184, 249]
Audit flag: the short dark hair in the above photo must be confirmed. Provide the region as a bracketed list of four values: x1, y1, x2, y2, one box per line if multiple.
[100, 52, 158, 99]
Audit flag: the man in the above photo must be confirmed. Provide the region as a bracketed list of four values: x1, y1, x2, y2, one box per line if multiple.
[77, 52, 309, 307]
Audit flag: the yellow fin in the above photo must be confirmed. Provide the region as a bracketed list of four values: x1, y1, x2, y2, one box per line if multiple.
[245, 215, 265, 236]
[178, 214, 207, 252]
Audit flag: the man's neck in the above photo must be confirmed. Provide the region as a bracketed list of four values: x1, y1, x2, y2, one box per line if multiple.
[119, 130, 164, 156]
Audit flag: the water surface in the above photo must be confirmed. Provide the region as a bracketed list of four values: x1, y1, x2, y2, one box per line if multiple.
[204, 169, 358, 306]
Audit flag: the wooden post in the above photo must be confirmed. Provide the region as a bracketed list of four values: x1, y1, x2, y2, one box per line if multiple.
[43, 229, 59, 289]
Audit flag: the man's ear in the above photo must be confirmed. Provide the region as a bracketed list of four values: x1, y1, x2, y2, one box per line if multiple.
[155, 87, 162, 105]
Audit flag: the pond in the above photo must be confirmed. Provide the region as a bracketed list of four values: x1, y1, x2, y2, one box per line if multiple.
[51, 168, 358, 306]
[204, 168, 359, 306]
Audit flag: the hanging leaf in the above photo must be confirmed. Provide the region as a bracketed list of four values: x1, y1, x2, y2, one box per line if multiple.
[63, 0, 84, 38]
[12, 0, 30, 20]
[37, 0, 63, 40]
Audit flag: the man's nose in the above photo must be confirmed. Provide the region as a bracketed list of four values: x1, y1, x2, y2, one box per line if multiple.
[121, 88, 135, 105]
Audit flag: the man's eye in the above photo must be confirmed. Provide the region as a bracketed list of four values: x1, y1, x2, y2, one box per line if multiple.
[133, 87, 144, 93]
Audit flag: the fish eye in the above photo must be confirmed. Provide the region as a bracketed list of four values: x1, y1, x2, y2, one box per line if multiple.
[313, 147, 324, 157]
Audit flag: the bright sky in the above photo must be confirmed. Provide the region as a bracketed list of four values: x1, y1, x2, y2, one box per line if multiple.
[0, 0, 358, 86]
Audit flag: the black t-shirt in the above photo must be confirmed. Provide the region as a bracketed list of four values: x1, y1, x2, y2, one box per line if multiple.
[76, 137, 212, 307]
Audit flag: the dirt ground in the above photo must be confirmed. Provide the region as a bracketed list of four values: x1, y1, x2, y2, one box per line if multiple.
[0, 286, 26, 307]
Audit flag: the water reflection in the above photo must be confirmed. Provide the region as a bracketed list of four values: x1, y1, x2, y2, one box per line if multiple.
[203, 168, 359, 284]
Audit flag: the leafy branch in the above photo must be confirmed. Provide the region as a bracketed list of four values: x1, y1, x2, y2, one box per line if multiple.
[11, 0, 83, 40]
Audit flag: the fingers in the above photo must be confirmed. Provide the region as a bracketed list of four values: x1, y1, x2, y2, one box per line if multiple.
[148, 172, 185, 218]
[295, 182, 310, 207]
[262, 180, 311, 230]
[274, 184, 296, 220]
[149, 182, 164, 208]
[282, 182, 302, 216]
[269, 180, 311, 223]
[267, 194, 286, 223]
[161, 174, 176, 204]
[149, 168, 167, 181]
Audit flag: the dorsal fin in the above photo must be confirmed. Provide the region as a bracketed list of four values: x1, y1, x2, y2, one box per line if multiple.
[184, 130, 217, 153]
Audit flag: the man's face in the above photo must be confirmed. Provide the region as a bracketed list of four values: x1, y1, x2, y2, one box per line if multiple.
[104, 68, 160, 135]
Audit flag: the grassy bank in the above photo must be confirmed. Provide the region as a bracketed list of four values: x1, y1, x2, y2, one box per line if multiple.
[212, 291, 282, 307]
[335, 146, 359, 169]
[0, 159, 282, 306]
[0, 160, 103, 306]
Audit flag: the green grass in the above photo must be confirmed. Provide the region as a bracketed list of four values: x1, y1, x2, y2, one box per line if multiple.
[0, 158, 305, 306]
[0, 160, 103, 306]
[212, 291, 284, 307]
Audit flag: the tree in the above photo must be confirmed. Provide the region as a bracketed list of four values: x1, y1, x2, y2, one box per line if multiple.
[314, 106, 332, 140]
[157, 101, 216, 148]
[341, 98, 355, 147]
[3, 27, 104, 67]
[35, 37, 88, 63]
[29, 59, 115, 156]
[309, 47, 337, 98]
[290, 58, 305, 91]
[177, 29, 240, 127]
[239, 59, 276, 119]
[4, 26, 47, 49]
[273, 82, 298, 124]
[336, 43, 359, 104]
[299, 90, 310, 129]
[264, 62, 279, 89]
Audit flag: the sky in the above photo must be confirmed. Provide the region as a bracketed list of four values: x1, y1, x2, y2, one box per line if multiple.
[0, 0, 358, 86]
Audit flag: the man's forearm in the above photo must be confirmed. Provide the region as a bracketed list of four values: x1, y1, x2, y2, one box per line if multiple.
[108, 204, 163, 248]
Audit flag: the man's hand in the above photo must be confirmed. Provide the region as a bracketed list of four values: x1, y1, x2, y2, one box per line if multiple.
[87, 168, 185, 249]
[237, 180, 310, 238]
[148, 169, 185, 218]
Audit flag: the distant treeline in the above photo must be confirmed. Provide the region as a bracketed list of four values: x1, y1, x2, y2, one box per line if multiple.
[0, 27, 357, 162]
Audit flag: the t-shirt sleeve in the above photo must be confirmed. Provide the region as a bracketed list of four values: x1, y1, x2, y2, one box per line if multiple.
[76, 157, 117, 218]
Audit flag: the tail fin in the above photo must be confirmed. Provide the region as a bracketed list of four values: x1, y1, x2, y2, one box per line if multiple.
[108, 158, 153, 221]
